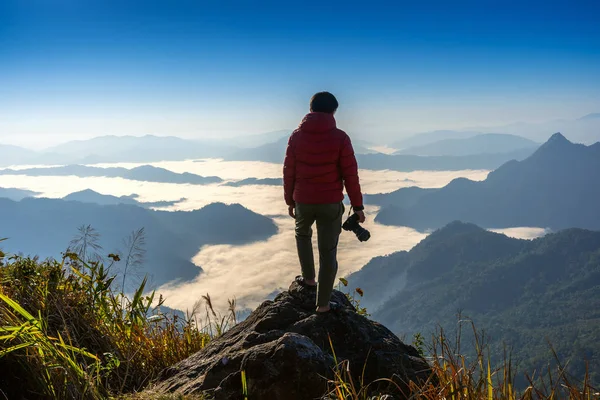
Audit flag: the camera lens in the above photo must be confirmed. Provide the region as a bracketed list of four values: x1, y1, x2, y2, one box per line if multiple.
[356, 227, 370, 242]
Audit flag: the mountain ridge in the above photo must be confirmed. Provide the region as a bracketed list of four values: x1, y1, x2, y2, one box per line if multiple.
[375, 133, 600, 230]
[0, 197, 277, 289]
[347, 221, 600, 384]
[395, 133, 538, 156]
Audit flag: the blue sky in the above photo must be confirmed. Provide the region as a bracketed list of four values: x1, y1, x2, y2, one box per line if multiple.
[1, 0, 599, 147]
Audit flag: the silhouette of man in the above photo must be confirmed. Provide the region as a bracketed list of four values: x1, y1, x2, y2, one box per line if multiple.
[283, 92, 365, 313]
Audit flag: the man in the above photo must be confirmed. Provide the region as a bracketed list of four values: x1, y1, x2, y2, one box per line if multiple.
[283, 91, 365, 313]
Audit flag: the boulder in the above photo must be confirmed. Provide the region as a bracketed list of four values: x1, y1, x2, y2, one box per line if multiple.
[154, 281, 432, 399]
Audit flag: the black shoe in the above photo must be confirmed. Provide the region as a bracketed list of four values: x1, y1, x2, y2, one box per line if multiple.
[295, 275, 317, 289]
[316, 301, 341, 314]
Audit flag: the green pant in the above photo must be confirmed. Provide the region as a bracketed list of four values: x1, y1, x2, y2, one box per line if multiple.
[295, 202, 345, 307]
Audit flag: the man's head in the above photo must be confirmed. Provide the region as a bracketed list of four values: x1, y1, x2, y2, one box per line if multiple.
[310, 92, 338, 114]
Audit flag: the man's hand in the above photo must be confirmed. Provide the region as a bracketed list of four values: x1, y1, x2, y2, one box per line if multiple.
[288, 205, 296, 219]
[355, 210, 366, 223]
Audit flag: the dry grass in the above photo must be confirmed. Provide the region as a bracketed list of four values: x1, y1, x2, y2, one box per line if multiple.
[1, 253, 598, 399]
[325, 319, 599, 399]
[0, 253, 230, 399]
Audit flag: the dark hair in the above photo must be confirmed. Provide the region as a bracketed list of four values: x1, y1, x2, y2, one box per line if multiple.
[310, 92, 338, 113]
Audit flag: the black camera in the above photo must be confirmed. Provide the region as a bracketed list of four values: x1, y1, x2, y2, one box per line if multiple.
[342, 213, 370, 242]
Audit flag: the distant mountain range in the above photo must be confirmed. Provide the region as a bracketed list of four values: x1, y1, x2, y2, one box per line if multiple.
[0, 164, 284, 189]
[225, 135, 379, 164]
[390, 113, 600, 149]
[0, 198, 277, 288]
[473, 112, 600, 144]
[0, 187, 40, 201]
[222, 178, 282, 187]
[374, 133, 600, 230]
[347, 221, 600, 384]
[356, 148, 535, 172]
[0, 165, 222, 185]
[391, 130, 481, 150]
[45, 134, 234, 164]
[395, 133, 538, 156]
[0, 145, 39, 166]
[226, 130, 291, 148]
[224, 134, 534, 170]
[63, 189, 186, 209]
[1, 132, 376, 168]
[0, 135, 236, 167]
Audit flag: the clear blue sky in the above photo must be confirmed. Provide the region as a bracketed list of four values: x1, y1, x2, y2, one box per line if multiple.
[1, 0, 599, 147]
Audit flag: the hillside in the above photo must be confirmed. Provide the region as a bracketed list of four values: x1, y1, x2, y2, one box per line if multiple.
[227, 136, 290, 163]
[225, 129, 291, 148]
[356, 148, 533, 172]
[222, 132, 531, 170]
[222, 177, 282, 187]
[347, 221, 600, 384]
[45, 134, 235, 163]
[396, 133, 538, 156]
[475, 114, 600, 144]
[375, 133, 600, 230]
[0, 145, 39, 166]
[63, 189, 186, 208]
[390, 130, 480, 149]
[0, 198, 277, 288]
[0, 164, 223, 185]
[365, 186, 437, 208]
[0, 187, 39, 201]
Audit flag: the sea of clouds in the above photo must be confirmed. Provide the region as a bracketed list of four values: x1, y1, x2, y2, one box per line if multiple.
[0, 160, 547, 312]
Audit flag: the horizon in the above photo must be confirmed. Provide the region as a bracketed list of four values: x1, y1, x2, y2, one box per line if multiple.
[2, 112, 599, 151]
[2, 1, 600, 148]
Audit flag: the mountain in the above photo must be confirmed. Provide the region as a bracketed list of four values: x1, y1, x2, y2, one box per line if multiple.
[389, 113, 600, 150]
[63, 189, 186, 208]
[579, 113, 600, 120]
[152, 281, 430, 398]
[390, 130, 481, 150]
[0, 187, 39, 201]
[227, 136, 290, 163]
[352, 139, 380, 154]
[396, 134, 538, 156]
[365, 187, 437, 208]
[347, 222, 600, 384]
[465, 113, 600, 145]
[0, 145, 39, 167]
[44, 134, 235, 164]
[375, 133, 600, 230]
[356, 148, 534, 172]
[222, 178, 282, 187]
[225, 135, 532, 170]
[226, 130, 291, 148]
[0, 198, 277, 288]
[226, 135, 379, 164]
[0, 165, 222, 185]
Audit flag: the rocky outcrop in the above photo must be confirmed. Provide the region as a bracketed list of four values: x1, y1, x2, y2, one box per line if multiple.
[154, 281, 432, 399]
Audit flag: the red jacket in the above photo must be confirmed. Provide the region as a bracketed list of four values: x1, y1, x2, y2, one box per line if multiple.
[283, 112, 363, 209]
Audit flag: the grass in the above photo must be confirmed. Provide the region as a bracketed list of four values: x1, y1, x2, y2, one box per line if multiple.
[117, 391, 206, 400]
[0, 253, 229, 399]
[324, 319, 599, 399]
[1, 252, 598, 399]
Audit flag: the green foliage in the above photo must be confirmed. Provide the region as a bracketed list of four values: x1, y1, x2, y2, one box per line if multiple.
[2, 232, 599, 399]
[326, 320, 598, 400]
[0, 253, 213, 399]
[363, 224, 600, 387]
[411, 332, 425, 357]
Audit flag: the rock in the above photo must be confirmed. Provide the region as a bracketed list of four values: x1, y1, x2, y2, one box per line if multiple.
[154, 281, 432, 399]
